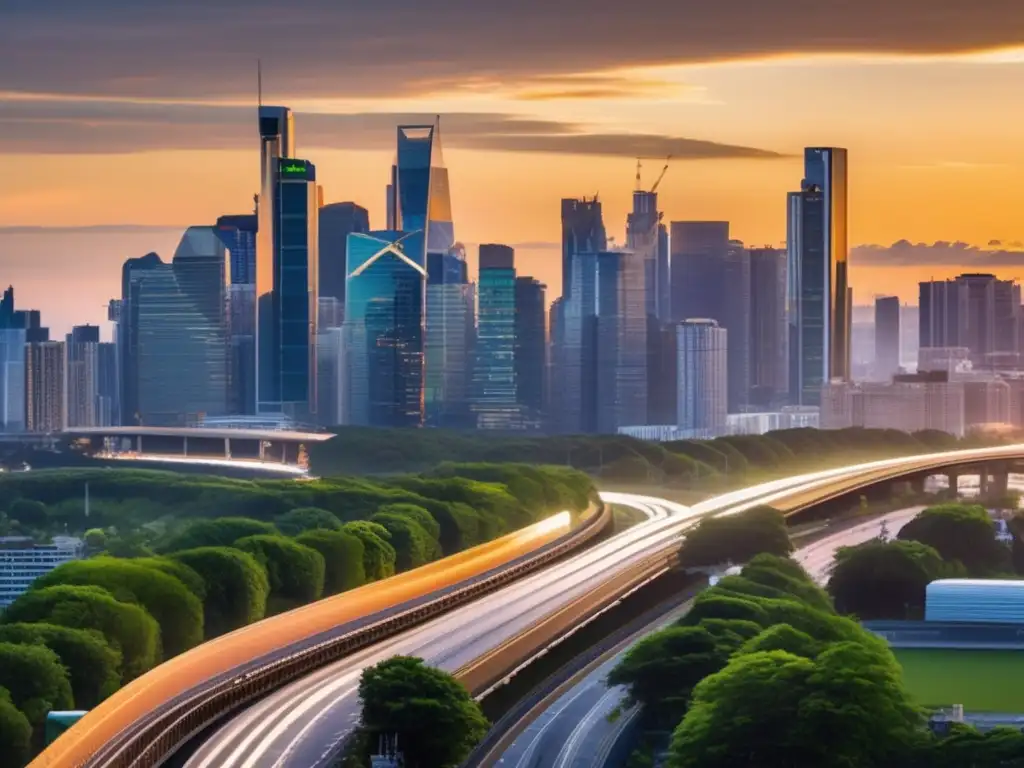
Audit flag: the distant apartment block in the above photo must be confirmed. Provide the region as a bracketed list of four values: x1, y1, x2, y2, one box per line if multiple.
[0, 536, 85, 608]
[821, 372, 965, 437]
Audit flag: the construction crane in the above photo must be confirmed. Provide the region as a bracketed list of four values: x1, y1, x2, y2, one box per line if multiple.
[635, 158, 642, 192]
[650, 155, 672, 193]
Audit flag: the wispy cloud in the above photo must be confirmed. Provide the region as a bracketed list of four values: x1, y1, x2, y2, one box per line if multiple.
[853, 240, 1024, 267]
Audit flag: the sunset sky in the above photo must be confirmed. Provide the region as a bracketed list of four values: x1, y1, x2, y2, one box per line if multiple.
[3, 0, 1024, 335]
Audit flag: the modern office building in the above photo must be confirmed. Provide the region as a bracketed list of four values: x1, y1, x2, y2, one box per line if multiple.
[217, 213, 258, 415]
[257, 158, 319, 421]
[319, 202, 370, 305]
[0, 536, 84, 608]
[0, 287, 29, 432]
[820, 372, 965, 436]
[749, 247, 789, 408]
[514, 276, 547, 423]
[26, 340, 65, 433]
[874, 296, 901, 380]
[677, 319, 728, 434]
[626, 189, 664, 319]
[315, 325, 345, 427]
[473, 245, 518, 428]
[787, 147, 851, 406]
[96, 341, 118, 426]
[117, 252, 162, 425]
[343, 230, 426, 428]
[65, 324, 100, 428]
[561, 197, 607, 300]
[122, 228, 229, 426]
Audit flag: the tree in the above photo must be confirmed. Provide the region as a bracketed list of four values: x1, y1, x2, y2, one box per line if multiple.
[608, 626, 730, 729]
[0, 623, 121, 709]
[134, 557, 207, 601]
[828, 539, 955, 620]
[0, 642, 73, 727]
[233, 535, 325, 613]
[358, 656, 488, 768]
[667, 643, 924, 768]
[8, 499, 48, 529]
[740, 624, 821, 659]
[740, 554, 833, 613]
[369, 512, 438, 571]
[170, 547, 270, 637]
[678, 506, 792, 568]
[294, 530, 366, 595]
[929, 724, 1024, 767]
[2, 585, 159, 679]
[342, 521, 397, 581]
[375, 504, 442, 542]
[31, 558, 204, 658]
[898, 503, 1010, 575]
[0, 688, 31, 768]
[84, 528, 107, 549]
[274, 507, 343, 536]
[162, 517, 278, 553]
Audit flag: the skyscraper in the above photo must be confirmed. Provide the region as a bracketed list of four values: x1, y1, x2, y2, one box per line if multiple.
[626, 190, 663, 319]
[25, 340, 65, 433]
[473, 245, 518, 428]
[65, 324, 100, 428]
[919, 274, 1020, 369]
[514, 276, 547, 423]
[117, 252, 163, 424]
[256, 158, 319, 421]
[343, 230, 426, 427]
[0, 287, 27, 432]
[677, 319, 728, 434]
[749, 247, 789, 408]
[561, 198, 606, 299]
[788, 147, 851, 406]
[319, 202, 370, 305]
[97, 341, 118, 427]
[217, 213, 258, 415]
[874, 296, 901, 380]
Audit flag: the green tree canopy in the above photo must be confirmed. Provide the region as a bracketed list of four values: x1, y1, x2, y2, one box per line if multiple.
[294, 530, 366, 595]
[162, 517, 278, 553]
[739, 624, 821, 659]
[2, 585, 159, 679]
[169, 547, 270, 637]
[0, 642, 73, 727]
[678, 506, 793, 568]
[342, 521, 397, 581]
[233, 535, 325, 613]
[8, 498, 47, 529]
[375, 503, 442, 542]
[274, 507, 343, 536]
[740, 554, 833, 612]
[609, 626, 730, 729]
[358, 656, 488, 768]
[83, 528, 107, 549]
[897, 503, 1010, 575]
[0, 623, 120, 709]
[369, 512, 439, 571]
[32, 558, 204, 658]
[0, 687, 31, 768]
[828, 539, 954, 620]
[133, 557, 207, 601]
[926, 723, 1024, 767]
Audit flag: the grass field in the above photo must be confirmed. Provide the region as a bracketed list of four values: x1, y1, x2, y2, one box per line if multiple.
[894, 648, 1024, 711]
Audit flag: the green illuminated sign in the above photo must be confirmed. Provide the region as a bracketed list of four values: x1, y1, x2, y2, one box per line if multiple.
[280, 162, 308, 175]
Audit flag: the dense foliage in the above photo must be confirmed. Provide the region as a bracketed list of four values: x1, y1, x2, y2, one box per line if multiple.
[678, 506, 793, 568]
[0, 643, 74, 728]
[294, 530, 366, 595]
[897, 503, 1012, 575]
[169, 547, 270, 636]
[233, 535, 326, 613]
[0, 688, 31, 768]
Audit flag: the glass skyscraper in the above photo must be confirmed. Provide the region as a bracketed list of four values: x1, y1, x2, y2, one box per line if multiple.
[677, 319, 728, 434]
[343, 230, 426, 427]
[788, 147, 850, 406]
[561, 198, 607, 300]
[257, 158, 319, 421]
[514, 276, 547, 424]
[320, 202, 370, 305]
[66, 324, 100, 428]
[473, 245, 518, 429]
[217, 213, 258, 415]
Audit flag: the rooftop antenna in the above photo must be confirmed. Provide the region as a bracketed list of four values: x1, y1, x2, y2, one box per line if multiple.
[257, 59, 263, 108]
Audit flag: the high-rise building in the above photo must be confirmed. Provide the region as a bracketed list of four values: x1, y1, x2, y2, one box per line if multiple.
[257, 158, 319, 421]
[561, 198, 606, 299]
[65, 324, 100, 428]
[676, 319, 728, 434]
[217, 213, 258, 415]
[646, 318, 678, 425]
[97, 341, 118, 426]
[25, 340, 65, 433]
[122, 228, 228, 426]
[821, 372, 964, 437]
[919, 274, 1020, 369]
[514, 276, 547, 424]
[315, 326, 345, 427]
[788, 147, 851, 406]
[0, 287, 28, 432]
[473, 245, 518, 428]
[319, 202, 370, 305]
[874, 296, 901, 380]
[626, 190, 663, 319]
[749, 247, 789, 408]
[343, 230, 426, 427]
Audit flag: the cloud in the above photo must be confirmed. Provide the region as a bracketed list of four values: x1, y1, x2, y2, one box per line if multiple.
[0, 1, 1021, 101]
[0, 98, 786, 158]
[0, 225, 186, 235]
[853, 240, 1024, 267]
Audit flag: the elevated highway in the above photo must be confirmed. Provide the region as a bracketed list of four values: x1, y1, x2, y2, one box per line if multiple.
[31, 443, 1024, 768]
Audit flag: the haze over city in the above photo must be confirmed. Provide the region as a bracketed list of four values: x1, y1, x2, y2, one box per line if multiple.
[4, 0, 1024, 333]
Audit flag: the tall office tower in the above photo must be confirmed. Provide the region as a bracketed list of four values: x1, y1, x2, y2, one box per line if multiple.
[319, 202, 370, 306]
[561, 197, 606, 299]
[425, 248, 473, 428]
[117, 252, 162, 424]
[677, 319, 728, 434]
[787, 147, 851, 406]
[0, 287, 27, 432]
[97, 341, 118, 426]
[123, 228, 228, 426]
[217, 213, 258, 415]
[919, 279, 966, 349]
[646, 318, 678, 425]
[315, 326, 344, 427]
[25, 340, 65, 433]
[920, 274, 1020, 369]
[874, 296, 901, 380]
[657, 224, 670, 321]
[473, 244, 518, 429]
[256, 105, 294, 306]
[548, 297, 565, 428]
[626, 190, 663, 318]
[749, 247, 789, 408]
[65, 324, 100, 428]
[900, 305, 920, 370]
[343, 231, 426, 427]
[257, 158, 319, 421]
[514, 276, 547, 424]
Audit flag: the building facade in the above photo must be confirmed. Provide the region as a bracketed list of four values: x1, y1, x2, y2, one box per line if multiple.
[0, 536, 84, 608]
[676, 319, 728, 434]
[474, 245, 518, 428]
[874, 296, 901, 380]
[65, 324, 100, 428]
[319, 202, 370, 306]
[749, 247, 789, 408]
[561, 197, 607, 300]
[514, 277, 546, 424]
[217, 213, 258, 415]
[25, 340, 65, 433]
[820, 372, 965, 436]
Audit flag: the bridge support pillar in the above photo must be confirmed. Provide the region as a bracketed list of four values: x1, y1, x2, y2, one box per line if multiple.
[991, 471, 1009, 498]
[224, 438, 232, 459]
[946, 471, 960, 495]
[183, 436, 188, 457]
[908, 476, 926, 495]
[136, 435, 142, 454]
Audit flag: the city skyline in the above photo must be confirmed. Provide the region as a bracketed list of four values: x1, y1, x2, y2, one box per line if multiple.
[5, 4, 1024, 332]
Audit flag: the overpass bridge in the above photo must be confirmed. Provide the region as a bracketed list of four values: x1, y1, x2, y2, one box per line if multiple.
[29, 443, 1024, 768]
